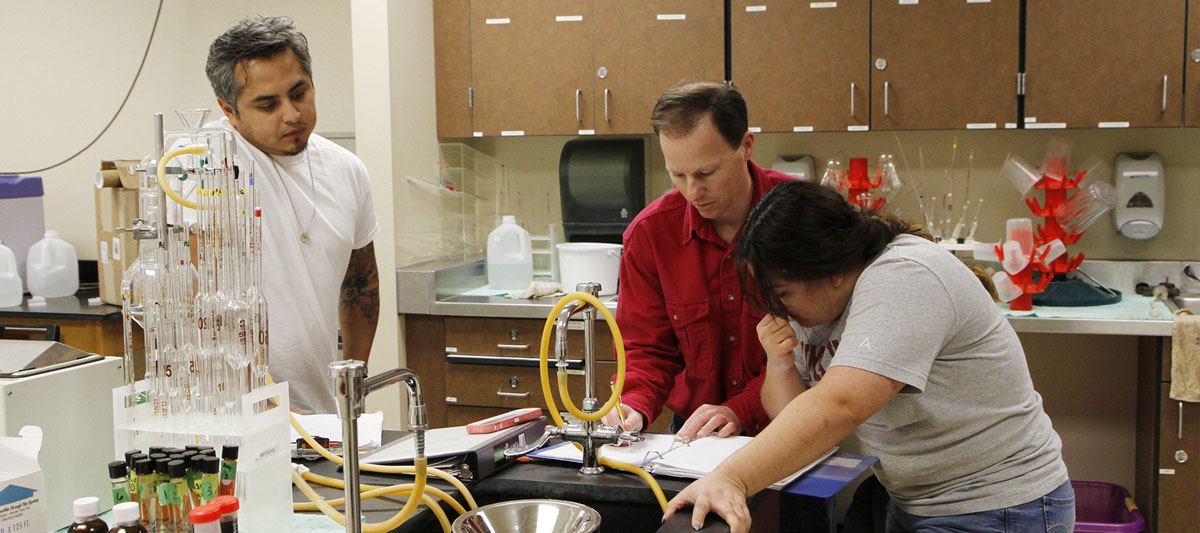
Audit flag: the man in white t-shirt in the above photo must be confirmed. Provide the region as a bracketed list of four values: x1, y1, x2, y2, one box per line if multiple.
[202, 16, 380, 414]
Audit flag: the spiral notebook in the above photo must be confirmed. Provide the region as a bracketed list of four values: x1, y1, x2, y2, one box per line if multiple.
[531, 433, 836, 490]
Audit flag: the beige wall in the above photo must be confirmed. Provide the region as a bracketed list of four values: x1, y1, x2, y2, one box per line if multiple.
[0, 0, 355, 256]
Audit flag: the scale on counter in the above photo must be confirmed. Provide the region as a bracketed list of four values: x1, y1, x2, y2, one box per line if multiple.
[0, 339, 104, 378]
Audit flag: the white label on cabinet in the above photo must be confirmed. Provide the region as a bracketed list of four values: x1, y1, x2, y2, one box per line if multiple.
[746, 5, 767, 12]
[445, 347, 457, 353]
[99, 241, 109, 264]
[473, 131, 483, 137]
[501, 130, 526, 136]
[578, 129, 595, 135]
[847, 125, 870, 132]
[1024, 116, 1037, 123]
[1160, 468, 1175, 475]
[748, 127, 762, 133]
[1005, 123, 1017, 129]
[446, 396, 458, 403]
[899, 0, 918, 5]
[112, 237, 122, 260]
[657, 14, 686, 21]
[793, 126, 814, 132]
[485, 18, 510, 25]
[1098, 121, 1130, 128]
[810, 2, 837, 8]
[1026, 122, 1067, 129]
[966, 123, 996, 129]
[555, 15, 583, 22]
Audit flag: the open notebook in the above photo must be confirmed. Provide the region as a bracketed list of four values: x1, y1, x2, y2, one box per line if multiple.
[531, 433, 836, 490]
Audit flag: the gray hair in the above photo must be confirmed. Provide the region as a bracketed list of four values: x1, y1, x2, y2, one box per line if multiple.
[206, 16, 313, 114]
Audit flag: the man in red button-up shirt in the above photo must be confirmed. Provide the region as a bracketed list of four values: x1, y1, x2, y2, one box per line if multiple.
[601, 81, 796, 441]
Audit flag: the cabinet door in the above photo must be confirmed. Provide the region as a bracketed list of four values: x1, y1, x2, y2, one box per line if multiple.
[1158, 384, 1200, 529]
[434, 0, 474, 138]
[731, 1, 869, 132]
[871, 0, 1019, 130]
[1026, 1, 1184, 129]
[470, 0, 594, 136]
[1185, 1, 1200, 125]
[593, 1, 725, 135]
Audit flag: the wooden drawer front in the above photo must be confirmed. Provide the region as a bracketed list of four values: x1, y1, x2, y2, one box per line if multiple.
[445, 359, 617, 410]
[445, 317, 615, 360]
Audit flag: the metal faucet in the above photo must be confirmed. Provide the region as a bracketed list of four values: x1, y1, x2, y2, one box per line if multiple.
[329, 360, 427, 533]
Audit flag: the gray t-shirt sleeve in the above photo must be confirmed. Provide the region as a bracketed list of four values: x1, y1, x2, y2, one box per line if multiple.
[829, 257, 956, 393]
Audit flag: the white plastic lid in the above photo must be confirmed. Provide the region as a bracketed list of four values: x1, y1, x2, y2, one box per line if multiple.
[44, 230, 58, 239]
[73, 496, 100, 520]
[502, 215, 516, 225]
[113, 501, 140, 524]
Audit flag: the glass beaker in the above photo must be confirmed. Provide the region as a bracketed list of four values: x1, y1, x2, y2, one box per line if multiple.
[1054, 181, 1117, 236]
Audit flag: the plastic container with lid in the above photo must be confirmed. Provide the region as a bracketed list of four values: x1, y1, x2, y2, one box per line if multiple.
[486, 215, 533, 291]
[0, 240, 22, 307]
[69, 496, 109, 532]
[209, 495, 239, 533]
[26, 230, 78, 298]
[108, 501, 147, 533]
[189, 504, 222, 533]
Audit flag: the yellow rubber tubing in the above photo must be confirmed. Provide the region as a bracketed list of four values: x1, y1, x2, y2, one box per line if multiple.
[158, 145, 203, 209]
[295, 471, 467, 516]
[539, 292, 625, 423]
[291, 458, 431, 533]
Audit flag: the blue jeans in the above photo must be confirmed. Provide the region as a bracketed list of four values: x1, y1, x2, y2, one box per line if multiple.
[885, 480, 1075, 533]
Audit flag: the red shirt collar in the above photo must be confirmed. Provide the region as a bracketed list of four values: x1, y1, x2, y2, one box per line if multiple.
[682, 159, 772, 245]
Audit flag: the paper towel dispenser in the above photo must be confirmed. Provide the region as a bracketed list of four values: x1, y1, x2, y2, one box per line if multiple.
[558, 139, 645, 244]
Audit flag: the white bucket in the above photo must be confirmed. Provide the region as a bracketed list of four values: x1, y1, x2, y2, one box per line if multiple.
[556, 243, 622, 296]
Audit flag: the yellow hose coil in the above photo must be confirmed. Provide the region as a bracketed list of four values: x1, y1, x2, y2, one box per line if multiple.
[157, 145, 203, 209]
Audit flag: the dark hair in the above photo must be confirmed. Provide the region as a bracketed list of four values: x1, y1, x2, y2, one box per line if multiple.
[650, 80, 748, 149]
[206, 16, 313, 114]
[734, 181, 930, 318]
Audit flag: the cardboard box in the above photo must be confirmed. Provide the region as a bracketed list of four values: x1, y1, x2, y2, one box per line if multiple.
[0, 427, 46, 533]
[95, 161, 141, 305]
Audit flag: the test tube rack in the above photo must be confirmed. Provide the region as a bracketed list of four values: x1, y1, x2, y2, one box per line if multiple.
[111, 381, 293, 533]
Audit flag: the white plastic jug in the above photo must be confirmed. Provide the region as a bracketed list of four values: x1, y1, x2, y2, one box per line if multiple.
[487, 215, 533, 291]
[26, 230, 78, 298]
[0, 240, 23, 307]
[557, 243, 622, 296]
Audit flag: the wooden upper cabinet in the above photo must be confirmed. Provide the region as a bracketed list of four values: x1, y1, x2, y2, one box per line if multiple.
[1184, 1, 1200, 126]
[731, 1, 869, 132]
[871, 0, 1019, 131]
[1026, 0, 1185, 129]
[434, 0, 473, 138]
[470, 0, 594, 136]
[592, 1, 725, 135]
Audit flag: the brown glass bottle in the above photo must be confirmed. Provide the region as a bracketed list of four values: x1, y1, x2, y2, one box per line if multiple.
[68, 497, 108, 532]
[108, 502, 148, 533]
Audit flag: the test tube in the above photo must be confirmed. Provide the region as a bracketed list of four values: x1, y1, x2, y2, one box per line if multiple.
[127, 454, 147, 503]
[155, 458, 171, 533]
[108, 461, 132, 505]
[166, 460, 193, 532]
[133, 459, 157, 529]
[218, 445, 238, 497]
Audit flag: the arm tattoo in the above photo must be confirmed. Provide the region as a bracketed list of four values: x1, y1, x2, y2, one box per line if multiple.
[341, 242, 380, 327]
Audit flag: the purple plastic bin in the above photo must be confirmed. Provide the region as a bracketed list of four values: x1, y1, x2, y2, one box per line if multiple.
[1073, 481, 1144, 532]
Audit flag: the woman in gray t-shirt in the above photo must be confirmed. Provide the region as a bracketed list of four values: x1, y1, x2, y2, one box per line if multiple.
[663, 181, 1073, 532]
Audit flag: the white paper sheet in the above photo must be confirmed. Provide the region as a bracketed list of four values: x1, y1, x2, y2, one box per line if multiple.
[290, 412, 384, 450]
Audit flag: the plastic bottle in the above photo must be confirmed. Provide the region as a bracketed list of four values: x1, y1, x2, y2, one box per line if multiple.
[209, 495, 239, 533]
[107, 501, 147, 533]
[68, 496, 109, 532]
[26, 230, 78, 298]
[0, 240, 21, 307]
[486, 215, 533, 291]
[189, 504, 222, 533]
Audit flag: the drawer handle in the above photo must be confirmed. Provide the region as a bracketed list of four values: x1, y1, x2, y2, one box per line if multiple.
[497, 390, 531, 398]
[497, 343, 530, 350]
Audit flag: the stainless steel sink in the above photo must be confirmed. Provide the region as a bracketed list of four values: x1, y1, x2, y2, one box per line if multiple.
[1172, 295, 1200, 314]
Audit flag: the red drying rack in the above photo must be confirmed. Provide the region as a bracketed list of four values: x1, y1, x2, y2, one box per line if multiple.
[845, 157, 887, 210]
[997, 164, 1089, 311]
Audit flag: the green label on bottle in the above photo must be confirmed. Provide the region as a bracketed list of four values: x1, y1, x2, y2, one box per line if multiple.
[220, 460, 236, 480]
[112, 487, 130, 504]
[129, 475, 139, 496]
[201, 480, 217, 501]
[157, 483, 183, 505]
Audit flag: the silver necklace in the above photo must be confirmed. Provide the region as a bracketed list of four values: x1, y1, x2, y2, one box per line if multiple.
[270, 150, 317, 243]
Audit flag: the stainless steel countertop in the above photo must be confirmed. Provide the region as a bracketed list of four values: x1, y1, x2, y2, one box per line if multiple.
[397, 257, 1185, 336]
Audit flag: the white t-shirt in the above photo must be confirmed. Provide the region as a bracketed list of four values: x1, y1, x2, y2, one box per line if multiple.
[790, 234, 1068, 516]
[176, 118, 379, 414]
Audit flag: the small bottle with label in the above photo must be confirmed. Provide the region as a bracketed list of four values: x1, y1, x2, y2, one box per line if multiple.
[108, 501, 148, 533]
[218, 445, 238, 497]
[108, 461, 131, 505]
[69, 496, 109, 532]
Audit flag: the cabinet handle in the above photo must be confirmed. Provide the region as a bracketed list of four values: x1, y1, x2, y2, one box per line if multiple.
[604, 88, 611, 122]
[575, 89, 582, 122]
[497, 390, 531, 398]
[469, 87, 473, 108]
[1162, 75, 1168, 113]
[496, 343, 530, 350]
[850, 82, 856, 117]
[884, 82, 890, 117]
[1179, 401, 1185, 440]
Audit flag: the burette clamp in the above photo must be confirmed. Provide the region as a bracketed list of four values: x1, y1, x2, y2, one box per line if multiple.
[117, 219, 159, 240]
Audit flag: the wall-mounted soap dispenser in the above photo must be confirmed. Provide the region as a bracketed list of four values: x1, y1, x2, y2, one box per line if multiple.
[1113, 153, 1164, 240]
